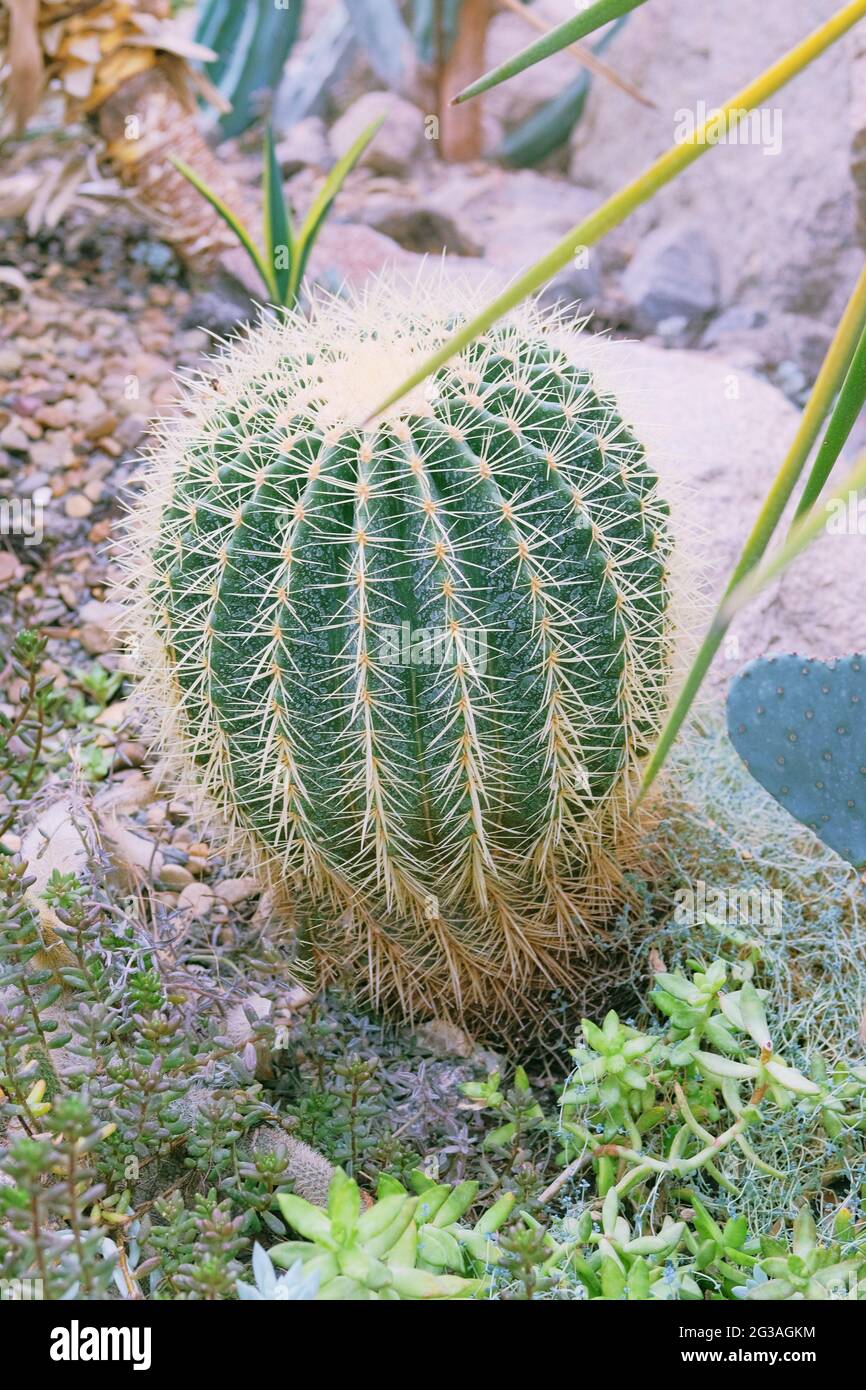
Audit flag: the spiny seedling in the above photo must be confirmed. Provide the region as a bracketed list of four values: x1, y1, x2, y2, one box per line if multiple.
[121, 276, 676, 1022]
[727, 653, 866, 869]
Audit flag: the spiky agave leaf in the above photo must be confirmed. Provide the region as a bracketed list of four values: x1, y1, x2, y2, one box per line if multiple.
[119, 273, 677, 1024]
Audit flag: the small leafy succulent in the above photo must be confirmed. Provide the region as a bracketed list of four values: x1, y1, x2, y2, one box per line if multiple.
[236, 1242, 320, 1301]
[271, 1169, 487, 1299]
[734, 1207, 863, 1301]
[173, 119, 383, 310]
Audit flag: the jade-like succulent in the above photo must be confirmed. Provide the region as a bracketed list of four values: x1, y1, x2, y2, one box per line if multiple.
[123, 280, 675, 1019]
[269, 1168, 514, 1300]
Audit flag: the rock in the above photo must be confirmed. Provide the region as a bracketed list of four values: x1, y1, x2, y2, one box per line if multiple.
[620, 221, 720, 332]
[306, 221, 422, 289]
[359, 196, 482, 257]
[574, 334, 866, 692]
[330, 92, 427, 178]
[0, 347, 22, 375]
[569, 0, 863, 328]
[414, 1019, 476, 1058]
[0, 418, 30, 451]
[852, 27, 866, 245]
[19, 795, 97, 969]
[700, 309, 833, 391]
[101, 819, 165, 885]
[276, 116, 332, 175]
[77, 598, 123, 655]
[114, 415, 149, 450]
[0, 552, 22, 587]
[184, 287, 256, 338]
[422, 166, 599, 277]
[63, 493, 93, 520]
[214, 875, 260, 906]
[536, 261, 603, 320]
[159, 863, 194, 890]
[177, 881, 218, 921]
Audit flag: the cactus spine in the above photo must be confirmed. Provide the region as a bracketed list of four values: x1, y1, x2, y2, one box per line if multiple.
[123, 279, 675, 1021]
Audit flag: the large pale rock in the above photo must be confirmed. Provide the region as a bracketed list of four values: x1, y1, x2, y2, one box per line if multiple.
[330, 91, 428, 177]
[565, 335, 866, 694]
[851, 27, 866, 245]
[569, 0, 863, 327]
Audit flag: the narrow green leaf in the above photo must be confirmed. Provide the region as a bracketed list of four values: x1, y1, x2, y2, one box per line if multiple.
[170, 155, 275, 300]
[263, 123, 294, 306]
[452, 0, 648, 105]
[639, 255, 866, 798]
[720, 450, 866, 620]
[791, 320, 866, 523]
[291, 113, 386, 302]
[367, 1, 866, 423]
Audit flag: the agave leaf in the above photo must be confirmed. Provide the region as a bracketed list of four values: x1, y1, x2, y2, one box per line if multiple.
[171, 155, 276, 300]
[720, 450, 866, 620]
[639, 253, 866, 799]
[263, 123, 293, 306]
[344, 0, 414, 89]
[453, 0, 648, 105]
[791, 322, 866, 522]
[291, 114, 385, 301]
[368, 1, 866, 423]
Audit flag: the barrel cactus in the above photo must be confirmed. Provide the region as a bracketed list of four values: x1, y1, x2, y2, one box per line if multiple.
[122, 278, 675, 1022]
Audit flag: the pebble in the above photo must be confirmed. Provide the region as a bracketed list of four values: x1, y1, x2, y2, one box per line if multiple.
[177, 881, 218, 920]
[64, 494, 93, 519]
[160, 863, 194, 890]
[214, 875, 260, 906]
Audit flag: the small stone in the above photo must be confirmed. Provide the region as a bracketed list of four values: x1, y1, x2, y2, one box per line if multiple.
[159, 863, 194, 890]
[214, 875, 259, 906]
[0, 348, 22, 375]
[84, 412, 119, 441]
[0, 418, 30, 451]
[115, 741, 145, 768]
[177, 881, 218, 920]
[114, 415, 148, 450]
[77, 598, 123, 655]
[621, 220, 720, 332]
[64, 493, 93, 520]
[0, 553, 22, 587]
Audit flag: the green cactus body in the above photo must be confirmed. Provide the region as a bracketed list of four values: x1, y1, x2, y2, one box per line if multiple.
[125, 282, 674, 1020]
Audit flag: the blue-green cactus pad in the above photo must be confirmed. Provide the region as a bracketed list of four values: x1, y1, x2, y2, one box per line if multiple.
[726, 653, 866, 869]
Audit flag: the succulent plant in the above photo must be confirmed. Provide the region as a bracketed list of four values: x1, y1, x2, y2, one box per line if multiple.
[123, 281, 675, 1020]
[733, 1207, 863, 1301]
[727, 653, 866, 869]
[269, 1168, 493, 1299]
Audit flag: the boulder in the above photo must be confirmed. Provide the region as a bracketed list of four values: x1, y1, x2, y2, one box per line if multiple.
[569, 0, 863, 329]
[275, 116, 333, 176]
[330, 92, 428, 178]
[562, 334, 866, 694]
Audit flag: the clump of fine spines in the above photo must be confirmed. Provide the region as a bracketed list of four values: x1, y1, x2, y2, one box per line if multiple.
[121, 274, 676, 1024]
